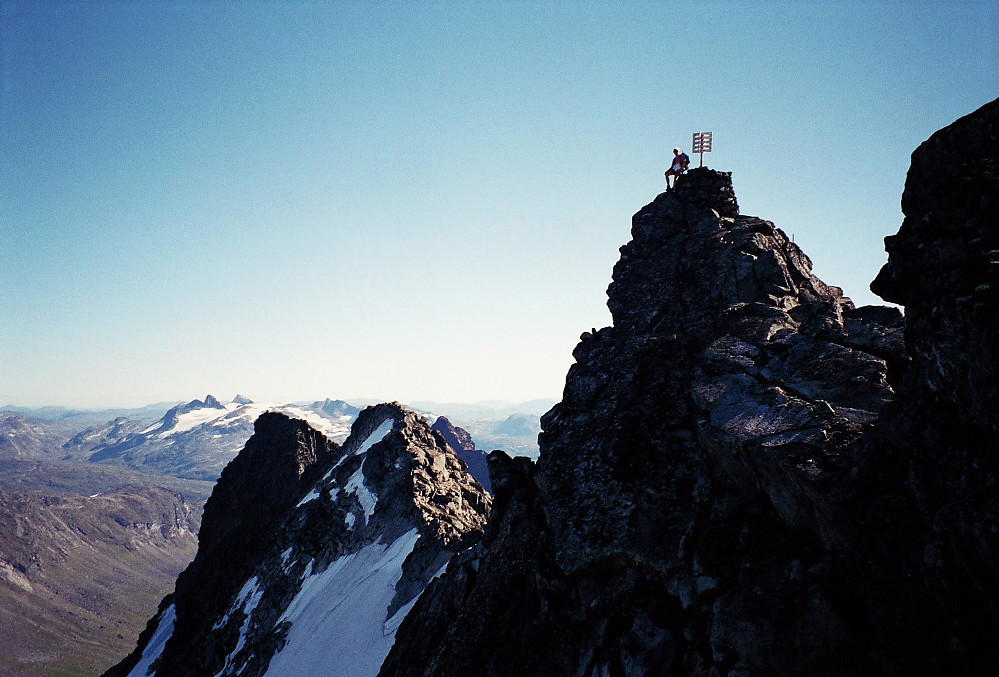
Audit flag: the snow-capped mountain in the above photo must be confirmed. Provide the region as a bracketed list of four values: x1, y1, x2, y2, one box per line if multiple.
[69, 396, 357, 481]
[107, 402, 490, 677]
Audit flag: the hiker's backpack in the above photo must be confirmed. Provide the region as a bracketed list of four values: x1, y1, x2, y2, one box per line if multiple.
[680, 152, 690, 170]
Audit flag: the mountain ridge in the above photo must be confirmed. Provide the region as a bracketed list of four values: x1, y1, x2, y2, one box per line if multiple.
[383, 99, 999, 675]
[109, 99, 998, 675]
[106, 403, 491, 676]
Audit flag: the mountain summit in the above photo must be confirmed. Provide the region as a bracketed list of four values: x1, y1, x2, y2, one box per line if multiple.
[384, 166, 903, 676]
[110, 99, 998, 677]
[107, 403, 490, 676]
[385, 101, 999, 676]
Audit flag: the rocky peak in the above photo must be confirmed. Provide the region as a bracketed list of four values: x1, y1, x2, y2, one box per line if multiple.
[117, 412, 338, 676]
[539, 167, 902, 569]
[157, 395, 225, 430]
[386, 132, 999, 672]
[341, 402, 490, 547]
[108, 403, 490, 677]
[608, 168, 850, 339]
[431, 416, 475, 453]
[431, 415, 491, 493]
[202, 394, 225, 410]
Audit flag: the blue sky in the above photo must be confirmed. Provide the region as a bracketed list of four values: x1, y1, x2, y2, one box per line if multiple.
[2, 1, 996, 408]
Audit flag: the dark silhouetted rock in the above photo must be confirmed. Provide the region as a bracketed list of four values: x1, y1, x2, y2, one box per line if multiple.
[384, 101, 999, 677]
[432, 415, 491, 493]
[106, 412, 338, 677]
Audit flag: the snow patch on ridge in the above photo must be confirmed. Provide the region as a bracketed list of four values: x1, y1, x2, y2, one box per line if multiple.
[263, 529, 421, 677]
[215, 576, 265, 676]
[342, 466, 377, 521]
[279, 405, 353, 442]
[213, 576, 262, 630]
[126, 603, 176, 677]
[383, 557, 450, 637]
[160, 405, 239, 437]
[355, 418, 395, 456]
[140, 421, 164, 435]
[296, 487, 320, 507]
[313, 416, 396, 491]
[297, 417, 394, 508]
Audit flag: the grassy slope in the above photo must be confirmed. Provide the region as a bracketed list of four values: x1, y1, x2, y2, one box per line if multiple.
[0, 485, 202, 676]
[0, 458, 215, 503]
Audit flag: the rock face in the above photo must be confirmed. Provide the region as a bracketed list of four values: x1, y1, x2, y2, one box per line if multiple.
[106, 412, 338, 677]
[107, 403, 490, 677]
[431, 416, 491, 492]
[384, 100, 999, 675]
[866, 97, 999, 669]
[872, 98, 999, 431]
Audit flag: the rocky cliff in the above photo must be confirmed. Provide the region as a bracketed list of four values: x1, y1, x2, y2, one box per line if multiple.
[431, 415, 492, 492]
[383, 100, 999, 675]
[107, 403, 491, 676]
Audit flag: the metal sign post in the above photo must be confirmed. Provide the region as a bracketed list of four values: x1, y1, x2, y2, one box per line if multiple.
[692, 131, 712, 167]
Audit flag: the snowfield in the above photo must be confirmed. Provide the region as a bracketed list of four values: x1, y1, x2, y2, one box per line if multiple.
[263, 529, 421, 677]
[142, 401, 354, 445]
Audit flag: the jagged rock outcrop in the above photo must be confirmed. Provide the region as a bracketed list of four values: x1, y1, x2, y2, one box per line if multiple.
[431, 416, 491, 492]
[106, 412, 337, 677]
[108, 403, 490, 677]
[863, 97, 999, 670]
[384, 100, 999, 676]
[872, 98, 999, 431]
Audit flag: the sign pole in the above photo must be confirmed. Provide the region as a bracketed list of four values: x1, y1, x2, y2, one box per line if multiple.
[691, 131, 713, 167]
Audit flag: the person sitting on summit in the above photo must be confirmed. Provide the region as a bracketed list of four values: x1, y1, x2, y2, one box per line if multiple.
[664, 147, 689, 189]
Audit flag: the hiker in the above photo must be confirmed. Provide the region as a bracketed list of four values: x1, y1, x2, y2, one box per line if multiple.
[664, 147, 689, 189]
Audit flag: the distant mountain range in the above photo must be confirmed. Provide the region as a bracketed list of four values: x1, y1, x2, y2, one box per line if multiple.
[1, 394, 540, 676]
[68, 396, 358, 481]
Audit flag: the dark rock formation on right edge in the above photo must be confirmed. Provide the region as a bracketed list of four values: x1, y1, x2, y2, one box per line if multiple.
[383, 98, 999, 676]
[867, 97, 999, 667]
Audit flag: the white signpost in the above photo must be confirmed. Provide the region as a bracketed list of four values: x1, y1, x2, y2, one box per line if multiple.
[692, 131, 712, 167]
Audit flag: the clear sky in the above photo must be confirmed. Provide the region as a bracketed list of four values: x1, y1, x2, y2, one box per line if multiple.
[2, 1, 996, 409]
